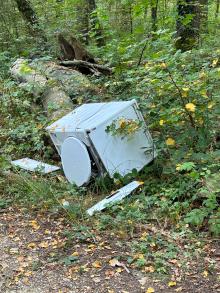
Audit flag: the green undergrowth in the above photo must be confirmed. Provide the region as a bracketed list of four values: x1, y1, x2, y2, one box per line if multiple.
[0, 30, 220, 277]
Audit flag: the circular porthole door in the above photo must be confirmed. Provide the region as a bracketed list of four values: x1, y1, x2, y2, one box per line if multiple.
[61, 137, 92, 186]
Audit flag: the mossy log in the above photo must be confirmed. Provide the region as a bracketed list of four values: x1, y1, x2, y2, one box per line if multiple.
[10, 58, 98, 121]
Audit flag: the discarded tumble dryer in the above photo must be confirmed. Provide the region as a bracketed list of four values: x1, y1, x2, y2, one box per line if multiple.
[46, 99, 155, 186]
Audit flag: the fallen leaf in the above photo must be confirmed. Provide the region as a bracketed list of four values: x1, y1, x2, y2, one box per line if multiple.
[23, 277, 29, 284]
[169, 259, 178, 264]
[202, 270, 208, 278]
[109, 258, 121, 267]
[144, 266, 155, 273]
[168, 281, 177, 287]
[139, 277, 147, 286]
[24, 271, 33, 277]
[109, 258, 130, 273]
[175, 287, 183, 292]
[92, 261, 102, 268]
[27, 242, 36, 249]
[146, 287, 155, 293]
[39, 241, 49, 248]
[29, 220, 40, 230]
[105, 270, 115, 277]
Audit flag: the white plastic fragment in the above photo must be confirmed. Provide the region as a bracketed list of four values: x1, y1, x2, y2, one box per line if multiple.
[87, 180, 143, 216]
[11, 158, 60, 174]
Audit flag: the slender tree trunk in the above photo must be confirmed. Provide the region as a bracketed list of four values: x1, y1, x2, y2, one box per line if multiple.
[14, 0, 46, 40]
[175, 0, 200, 51]
[87, 0, 105, 46]
[199, 0, 208, 32]
[151, 0, 159, 31]
[216, 0, 220, 18]
[129, 5, 133, 34]
[76, 2, 90, 44]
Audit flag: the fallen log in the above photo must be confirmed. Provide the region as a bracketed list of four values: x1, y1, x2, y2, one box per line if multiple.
[10, 58, 99, 120]
[59, 60, 112, 76]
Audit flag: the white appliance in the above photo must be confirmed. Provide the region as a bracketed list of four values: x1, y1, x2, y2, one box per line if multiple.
[46, 99, 155, 186]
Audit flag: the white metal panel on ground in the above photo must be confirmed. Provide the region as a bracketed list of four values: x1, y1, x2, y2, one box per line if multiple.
[87, 180, 143, 216]
[11, 158, 60, 173]
[88, 104, 154, 177]
[61, 137, 92, 186]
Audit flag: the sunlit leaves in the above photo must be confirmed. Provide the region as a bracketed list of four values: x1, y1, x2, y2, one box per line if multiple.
[166, 137, 176, 146]
[185, 103, 196, 112]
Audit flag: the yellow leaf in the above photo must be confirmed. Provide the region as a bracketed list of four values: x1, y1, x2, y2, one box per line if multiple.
[144, 266, 155, 273]
[27, 242, 36, 249]
[77, 97, 83, 104]
[200, 89, 208, 98]
[199, 71, 207, 78]
[38, 241, 49, 248]
[176, 164, 181, 171]
[182, 87, 189, 97]
[44, 229, 50, 235]
[72, 251, 79, 257]
[160, 62, 167, 69]
[135, 253, 145, 260]
[24, 271, 33, 277]
[168, 281, 177, 287]
[185, 103, 196, 112]
[202, 270, 208, 278]
[146, 287, 155, 293]
[88, 244, 96, 249]
[92, 260, 102, 268]
[118, 118, 126, 128]
[140, 231, 148, 240]
[159, 119, 164, 126]
[208, 102, 215, 109]
[109, 258, 121, 267]
[23, 277, 29, 284]
[166, 137, 175, 146]
[29, 220, 40, 230]
[212, 58, 218, 67]
[14, 276, 19, 283]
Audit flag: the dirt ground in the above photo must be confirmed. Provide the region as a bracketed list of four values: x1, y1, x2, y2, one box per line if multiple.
[0, 207, 219, 293]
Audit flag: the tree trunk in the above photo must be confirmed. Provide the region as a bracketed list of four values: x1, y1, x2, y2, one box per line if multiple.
[76, 1, 90, 44]
[175, 0, 200, 51]
[151, 0, 159, 31]
[216, 0, 220, 18]
[14, 0, 46, 40]
[199, 0, 208, 32]
[87, 0, 105, 46]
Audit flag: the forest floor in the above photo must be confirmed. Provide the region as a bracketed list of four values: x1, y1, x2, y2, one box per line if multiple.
[0, 206, 219, 293]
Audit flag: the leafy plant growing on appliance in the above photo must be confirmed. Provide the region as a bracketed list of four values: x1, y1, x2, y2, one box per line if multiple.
[105, 117, 143, 139]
